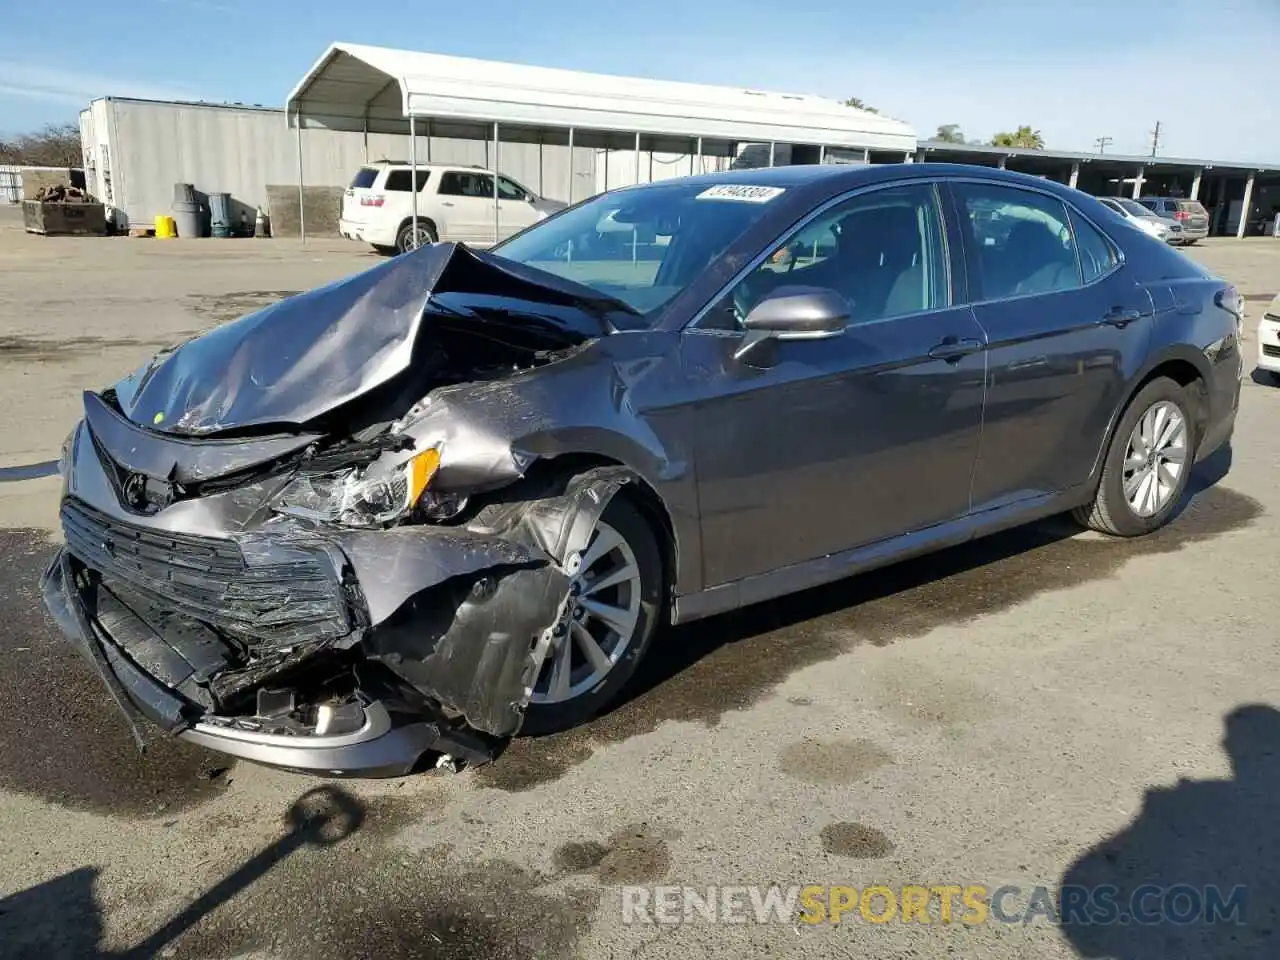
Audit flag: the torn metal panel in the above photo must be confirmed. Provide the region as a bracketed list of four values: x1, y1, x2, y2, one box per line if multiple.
[82, 391, 321, 484]
[320, 524, 543, 626]
[362, 467, 635, 737]
[111, 243, 622, 437]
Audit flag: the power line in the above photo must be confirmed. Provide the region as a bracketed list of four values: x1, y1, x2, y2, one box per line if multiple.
[1094, 136, 1113, 154]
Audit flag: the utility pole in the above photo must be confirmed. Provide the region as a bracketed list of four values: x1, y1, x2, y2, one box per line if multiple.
[1094, 136, 1113, 154]
[1149, 121, 1161, 157]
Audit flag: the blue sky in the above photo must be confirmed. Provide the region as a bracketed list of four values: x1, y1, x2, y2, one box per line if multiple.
[2, 0, 1276, 161]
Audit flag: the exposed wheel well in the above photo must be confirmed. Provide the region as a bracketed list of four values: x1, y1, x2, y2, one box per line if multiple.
[1088, 359, 1208, 492]
[518, 453, 677, 603]
[1133, 359, 1209, 446]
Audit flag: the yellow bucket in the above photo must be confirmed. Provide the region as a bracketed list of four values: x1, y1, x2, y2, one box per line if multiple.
[154, 215, 176, 239]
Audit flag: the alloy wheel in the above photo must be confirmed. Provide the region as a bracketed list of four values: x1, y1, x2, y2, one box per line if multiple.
[1122, 399, 1188, 518]
[530, 519, 642, 705]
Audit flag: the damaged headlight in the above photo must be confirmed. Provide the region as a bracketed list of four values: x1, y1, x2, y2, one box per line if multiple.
[271, 447, 441, 527]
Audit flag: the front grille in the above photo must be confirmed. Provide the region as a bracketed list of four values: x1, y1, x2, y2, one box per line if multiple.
[1263, 344, 1280, 359]
[61, 498, 351, 648]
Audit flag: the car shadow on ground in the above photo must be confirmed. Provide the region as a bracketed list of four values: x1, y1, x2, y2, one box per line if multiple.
[609, 443, 1237, 716]
[1059, 704, 1280, 958]
[0, 786, 365, 959]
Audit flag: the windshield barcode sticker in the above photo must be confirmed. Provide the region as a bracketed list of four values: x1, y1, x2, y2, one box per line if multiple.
[696, 185, 786, 203]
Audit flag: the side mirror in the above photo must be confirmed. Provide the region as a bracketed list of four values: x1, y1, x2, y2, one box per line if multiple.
[735, 286, 849, 360]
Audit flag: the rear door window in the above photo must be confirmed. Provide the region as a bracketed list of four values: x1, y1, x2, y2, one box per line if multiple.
[349, 167, 378, 189]
[1069, 209, 1120, 284]
[1136, 198, 1157, 212]
[383, 170, 431, 192]
[1179, 200, 1207, 216]
[954, 182, 1082, 300]
[440, 171, 496, 198]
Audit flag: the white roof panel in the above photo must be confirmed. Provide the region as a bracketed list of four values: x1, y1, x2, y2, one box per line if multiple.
[287, 42, 915, 151]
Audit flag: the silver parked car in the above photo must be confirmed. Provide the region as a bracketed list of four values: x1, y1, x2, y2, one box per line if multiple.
[1136, 197, 1210, 245]
[1097, 197, 1181, 244]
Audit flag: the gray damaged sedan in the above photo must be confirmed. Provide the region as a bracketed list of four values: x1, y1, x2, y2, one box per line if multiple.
[43, 164, 1242, 775]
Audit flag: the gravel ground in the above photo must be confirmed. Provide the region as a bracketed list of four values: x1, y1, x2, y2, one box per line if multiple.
[0, 205, 1277, 959]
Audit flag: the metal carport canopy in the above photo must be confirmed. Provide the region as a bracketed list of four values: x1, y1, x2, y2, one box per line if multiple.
[286, 41, 916, 151]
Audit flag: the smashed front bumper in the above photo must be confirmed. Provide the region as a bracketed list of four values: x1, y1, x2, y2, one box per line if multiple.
[39, 468, 631, 776]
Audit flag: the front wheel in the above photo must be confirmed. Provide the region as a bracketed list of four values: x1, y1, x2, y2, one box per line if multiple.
[1073, 377, 1196, 536]
[520, 495, 663, 735]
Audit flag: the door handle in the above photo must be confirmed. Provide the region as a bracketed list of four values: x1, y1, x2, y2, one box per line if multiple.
[928, 337, 983, 362]
[440, 200, 455, 207]
[1098, 307, 1142, 328]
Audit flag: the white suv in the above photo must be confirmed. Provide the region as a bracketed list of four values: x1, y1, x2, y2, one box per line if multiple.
[339, 162, 566, 254]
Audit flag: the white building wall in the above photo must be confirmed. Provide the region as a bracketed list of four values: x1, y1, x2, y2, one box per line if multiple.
[88, 98, 605, 229]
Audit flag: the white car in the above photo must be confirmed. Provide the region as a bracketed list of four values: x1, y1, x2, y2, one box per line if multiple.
[1096, 197, 1182, 244]
[339, 161, 566, 255]
[1256, 293, 1280, 381]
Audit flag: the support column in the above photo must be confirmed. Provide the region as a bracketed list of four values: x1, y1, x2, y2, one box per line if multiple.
[768, 142, 776, 167]
[1238, 172, 1255, 239]
[997, 156, 1007, 169]
[1131, 164, 1145, 199]
[492, 121, 500, 244]
[1191, 167, 1202, 201]
[695, 136, 702, 176]
[567, 127, 575, 204]
[1068, 162, 1080, 189]
[409, 115, 418, 248]
[818, 145, 826, 165]
[294, 107, 306, 244]
[903, 151, 913, 164]
[634, 131, 642, 185]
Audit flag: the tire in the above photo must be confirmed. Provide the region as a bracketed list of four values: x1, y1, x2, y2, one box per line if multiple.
[520, 494, 663, 736]
[395, 220, 437, 254]
[1072, 376, 1197, 537]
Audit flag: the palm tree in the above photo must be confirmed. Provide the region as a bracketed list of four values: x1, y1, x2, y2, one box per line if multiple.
[844, 97, 879, 114]
[990, 126, 1045, 149]
[934, 124, 965, 143]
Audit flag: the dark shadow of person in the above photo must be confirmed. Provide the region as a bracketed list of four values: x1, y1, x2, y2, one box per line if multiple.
[1060, 704, 1279, 958]
[0, 866, 104, 959]
[0, 785, 365, 959]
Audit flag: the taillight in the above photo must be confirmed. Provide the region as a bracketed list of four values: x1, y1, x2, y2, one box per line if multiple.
[360, 195, 385, 207]
[1174, 210, 1191, 221]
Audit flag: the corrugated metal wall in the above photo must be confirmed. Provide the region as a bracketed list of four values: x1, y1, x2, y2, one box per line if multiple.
[93, 99, 632, 229]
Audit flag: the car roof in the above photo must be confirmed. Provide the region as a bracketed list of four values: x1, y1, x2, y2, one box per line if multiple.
[363, 161, 491, 172]
[617, 162, 1118, 203]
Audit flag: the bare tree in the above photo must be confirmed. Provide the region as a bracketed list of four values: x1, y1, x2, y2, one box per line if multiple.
[0, 122, 82, 168]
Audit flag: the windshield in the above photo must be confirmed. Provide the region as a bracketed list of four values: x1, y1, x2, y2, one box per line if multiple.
[1115, 199, 1152, 217]
[492, 180, 785, 319]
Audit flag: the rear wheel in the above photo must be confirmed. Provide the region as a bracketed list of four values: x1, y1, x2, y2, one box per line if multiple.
[395, 220, 437, 254]
[520, 495, 662, 735]
[1073, 377, 1196, 536]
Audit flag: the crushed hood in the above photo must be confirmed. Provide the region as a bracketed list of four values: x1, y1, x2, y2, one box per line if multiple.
[112, 243, 626, 437]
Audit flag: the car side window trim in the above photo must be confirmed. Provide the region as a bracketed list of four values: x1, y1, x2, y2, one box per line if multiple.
[685, 177, 956, 334]
[946, 177, 1125, 308]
